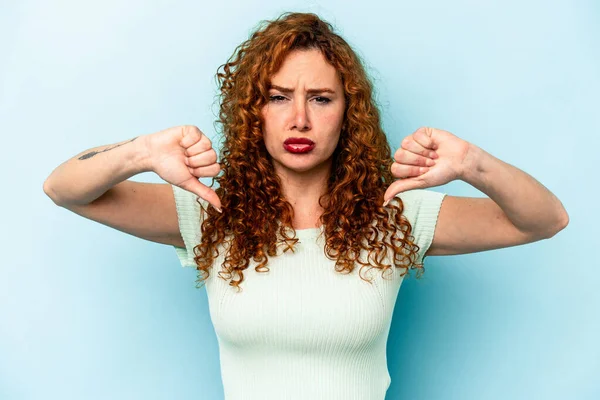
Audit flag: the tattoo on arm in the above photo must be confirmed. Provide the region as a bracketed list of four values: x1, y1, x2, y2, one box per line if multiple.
[78, 137, 138, 160]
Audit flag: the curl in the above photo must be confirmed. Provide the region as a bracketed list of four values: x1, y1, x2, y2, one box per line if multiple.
[192, 12, 425, 292]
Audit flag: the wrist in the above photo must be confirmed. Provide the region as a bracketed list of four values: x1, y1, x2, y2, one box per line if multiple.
[132, 134, 155, 173]
[459, 143, 487, 183]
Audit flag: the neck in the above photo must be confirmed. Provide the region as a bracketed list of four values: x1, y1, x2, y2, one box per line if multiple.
[274, 160, 331, 229]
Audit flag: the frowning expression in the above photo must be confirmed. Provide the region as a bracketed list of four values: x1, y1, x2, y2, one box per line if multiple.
[261, 48, 346, 175]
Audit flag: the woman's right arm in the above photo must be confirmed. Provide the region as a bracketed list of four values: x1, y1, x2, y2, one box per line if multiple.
[43, 135, 152, 206]
[43, 126, 221, 247]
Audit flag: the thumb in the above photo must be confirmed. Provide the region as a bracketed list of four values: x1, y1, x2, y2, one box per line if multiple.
[179, 178, 222, 213]
[383, 179, 421, 206]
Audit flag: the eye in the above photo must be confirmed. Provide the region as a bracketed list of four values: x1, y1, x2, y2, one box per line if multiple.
[314, 96, 331, 104]
[269, 95, 286, 102]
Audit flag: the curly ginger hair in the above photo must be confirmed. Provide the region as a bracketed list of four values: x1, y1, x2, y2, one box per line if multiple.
[192, 12, 424, 291]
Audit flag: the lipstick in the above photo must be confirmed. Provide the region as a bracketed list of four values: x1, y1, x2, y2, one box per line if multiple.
[283, 137, 315, 154]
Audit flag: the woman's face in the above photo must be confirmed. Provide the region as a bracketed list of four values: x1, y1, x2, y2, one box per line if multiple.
[261, 48, 346, 176]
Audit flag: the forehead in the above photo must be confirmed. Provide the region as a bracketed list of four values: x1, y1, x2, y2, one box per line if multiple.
[270, 49, 341, 88]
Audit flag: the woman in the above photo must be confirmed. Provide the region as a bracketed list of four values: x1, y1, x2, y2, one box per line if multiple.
[43, 11, 568, 400]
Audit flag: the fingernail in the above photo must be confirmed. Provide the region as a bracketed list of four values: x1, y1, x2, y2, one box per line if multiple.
[383, 199, 390, 207]
[213, 206, 222, 213]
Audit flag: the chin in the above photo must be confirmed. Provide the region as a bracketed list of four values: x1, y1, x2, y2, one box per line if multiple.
[282, 162, 318, 173]
[273, 156, 321, 173]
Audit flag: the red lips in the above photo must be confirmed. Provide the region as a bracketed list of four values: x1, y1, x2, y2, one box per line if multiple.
[283, 137, 315, 154]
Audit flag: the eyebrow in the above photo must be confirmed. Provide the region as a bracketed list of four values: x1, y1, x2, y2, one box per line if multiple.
[269, 84, 335, 94]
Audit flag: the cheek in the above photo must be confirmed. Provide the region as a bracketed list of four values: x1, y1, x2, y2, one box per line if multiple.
[262, 109, 284, 132]
[328, 102, 345, 123]
[322, 110, 345, 132]
[261, 111, 275, 141]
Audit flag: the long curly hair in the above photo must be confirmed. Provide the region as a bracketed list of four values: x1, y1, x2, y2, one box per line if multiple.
[192, 12, 424, 291]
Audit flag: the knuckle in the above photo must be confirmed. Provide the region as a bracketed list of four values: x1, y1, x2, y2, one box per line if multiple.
[200, 134, 212, 150]
[208, 150, 218, 163]
[186, 125, 203, 141]
[393, 148, 403, 161]
[201, 140, 212, 152]
[392, 163, 405, 177]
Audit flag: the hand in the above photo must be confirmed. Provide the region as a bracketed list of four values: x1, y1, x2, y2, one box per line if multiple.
[383, 127, 472, 206]
[145, 125, 222, 212]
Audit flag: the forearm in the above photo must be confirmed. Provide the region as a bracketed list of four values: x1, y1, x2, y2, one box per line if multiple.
[460, 144, 569, 237]
[43, 135, 152, 206]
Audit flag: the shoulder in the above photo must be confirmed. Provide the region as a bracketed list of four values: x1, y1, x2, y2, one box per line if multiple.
[394, 189, 447, 222]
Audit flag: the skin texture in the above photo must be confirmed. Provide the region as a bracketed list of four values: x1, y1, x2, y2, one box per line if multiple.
[261, 49, 346, 228]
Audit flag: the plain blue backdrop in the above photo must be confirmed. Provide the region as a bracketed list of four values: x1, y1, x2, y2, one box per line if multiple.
[1, 0, 598, 399]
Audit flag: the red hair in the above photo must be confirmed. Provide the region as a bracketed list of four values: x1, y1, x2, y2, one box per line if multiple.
[193, 12, 424, 291]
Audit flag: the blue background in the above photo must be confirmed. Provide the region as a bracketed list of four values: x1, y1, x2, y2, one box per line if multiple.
[1, 0, 598, 399]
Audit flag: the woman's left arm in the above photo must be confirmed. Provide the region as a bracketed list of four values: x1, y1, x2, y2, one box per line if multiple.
[383, 127, 569, 256]
[459, 143, 568, 237]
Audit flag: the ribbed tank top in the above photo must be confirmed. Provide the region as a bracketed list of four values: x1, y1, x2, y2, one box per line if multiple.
[171, 185, 446, 400]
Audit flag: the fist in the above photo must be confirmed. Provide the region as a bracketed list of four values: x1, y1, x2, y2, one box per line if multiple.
[145, 125, 222, 212]
[383, 126, 471, 205]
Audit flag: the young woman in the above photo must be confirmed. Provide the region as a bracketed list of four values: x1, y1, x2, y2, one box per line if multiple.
[43, 11, 568, 400]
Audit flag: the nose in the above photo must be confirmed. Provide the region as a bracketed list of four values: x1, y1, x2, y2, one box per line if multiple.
[292, 99, 310, 131]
